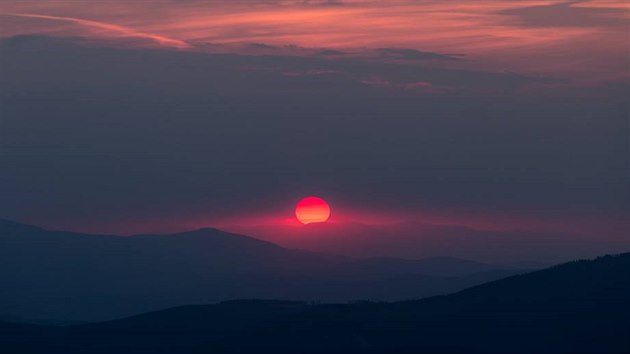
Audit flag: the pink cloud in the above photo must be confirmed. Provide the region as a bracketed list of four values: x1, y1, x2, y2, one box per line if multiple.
[0, 1, 627, 83]
[2, 13, 190, 49]
[362, 77, 449, 93]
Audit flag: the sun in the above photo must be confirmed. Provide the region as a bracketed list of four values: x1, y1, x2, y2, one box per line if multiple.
[295, 196, 331, 224]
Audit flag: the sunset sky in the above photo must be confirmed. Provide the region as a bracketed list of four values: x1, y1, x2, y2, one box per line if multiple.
[0, 1, 628, 261]
[2, 1, 628, 80]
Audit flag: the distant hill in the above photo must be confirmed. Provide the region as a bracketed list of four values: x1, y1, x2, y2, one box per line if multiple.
[233, 221, 629, 264]
[0, 253, 628, 353]
[0, 219, 523, 322]
[218, 252, 630, 354]
[346, 256, 496, 277]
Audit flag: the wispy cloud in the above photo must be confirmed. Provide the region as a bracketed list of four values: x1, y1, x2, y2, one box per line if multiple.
[1, 1, 628, 83]
[3, 13, 190, 49]
[501, 1, 630, 28]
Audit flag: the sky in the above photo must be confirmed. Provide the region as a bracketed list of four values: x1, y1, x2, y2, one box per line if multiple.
[0, 1, 628, 261]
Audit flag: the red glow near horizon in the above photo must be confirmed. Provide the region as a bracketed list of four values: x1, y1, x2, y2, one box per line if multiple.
[295, 196, 331, 224]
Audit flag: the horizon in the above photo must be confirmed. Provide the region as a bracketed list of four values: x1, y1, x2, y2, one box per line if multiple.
[2, 217, 627, 265]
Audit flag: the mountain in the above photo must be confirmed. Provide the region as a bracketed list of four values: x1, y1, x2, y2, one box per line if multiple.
[346, 256, 496, 277]
[0, 253, 627, 353]
[0, 219, 524, 322]
[230, 221, 630, 264]
[218, 252, 629, 354]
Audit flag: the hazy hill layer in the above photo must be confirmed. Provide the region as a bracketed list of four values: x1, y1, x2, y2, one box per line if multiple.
[0, 219, 521, 321]
[1, 252, 627, 353]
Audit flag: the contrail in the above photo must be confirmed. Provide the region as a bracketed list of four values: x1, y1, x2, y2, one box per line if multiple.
[5, 13, 191, 49]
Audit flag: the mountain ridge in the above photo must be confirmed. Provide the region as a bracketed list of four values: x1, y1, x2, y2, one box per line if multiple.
[0, 252, 627, 353]
[0, 219, 527, 322]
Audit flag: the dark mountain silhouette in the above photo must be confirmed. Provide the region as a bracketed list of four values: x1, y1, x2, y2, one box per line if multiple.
[0, 219, 524, 322]
[217, 253, 629, 354]
[0, 253, 628, 353]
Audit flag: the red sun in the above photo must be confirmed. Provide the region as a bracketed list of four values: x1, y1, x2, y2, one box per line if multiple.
[295, 196, 331, 224]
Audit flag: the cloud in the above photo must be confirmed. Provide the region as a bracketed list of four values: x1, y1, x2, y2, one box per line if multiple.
[1, 1, 627, 84]
[2, 13, 190, 48]
[318, 49, 346, 56]
[282, 69, 340, 76]
[501, 1, 630, 28]
[360, 77, 447, 93]
[375, 48, 463, 61]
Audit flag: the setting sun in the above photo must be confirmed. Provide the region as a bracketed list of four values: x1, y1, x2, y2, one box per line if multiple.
[295, 196, 331, 224]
